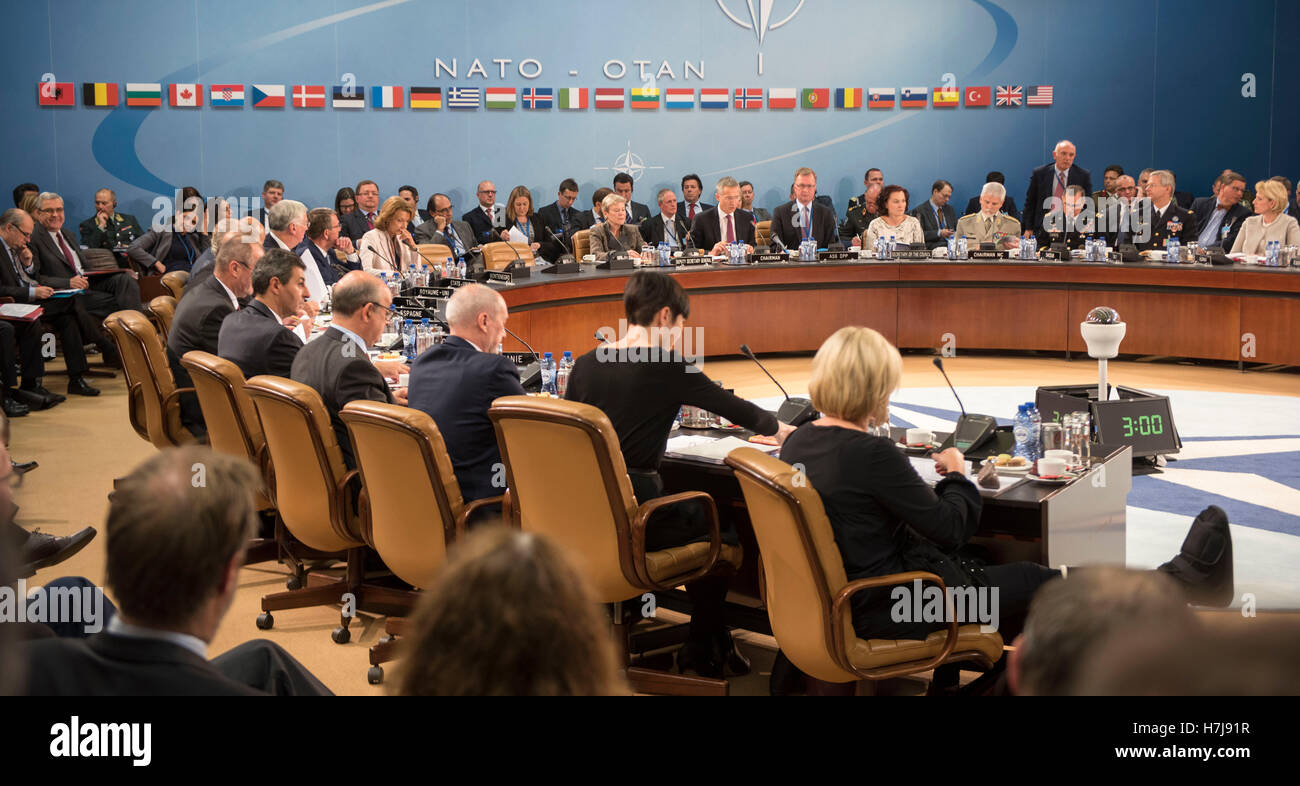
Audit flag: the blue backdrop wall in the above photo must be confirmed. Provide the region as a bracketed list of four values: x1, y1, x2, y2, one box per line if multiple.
[3, 0, 1297, 225]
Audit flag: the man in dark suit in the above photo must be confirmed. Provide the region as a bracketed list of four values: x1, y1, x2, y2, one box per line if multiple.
[0, 209, 97, 401]
[912, 179, 959, 249]
[1116, 170, 1197, 251]
[1023, 141, 1093, 240]
[298, 208, 359, 295]
[79, 188, 144, 251]
[414, 193, 479, 260]
[680, 173, 714, 224]
[290, 272, 407, 469]
[408, 284, 524, 509]
[534, 179, 589, 259]
[20, 447, 331, 696]
[461, 180, 501, 245]
[249, 179, 283, 226]
[217, 249, 308, 379]
[1191, 171, 1251, 250]
[642, 188, 691, 249]
[770, 167, 838, 249]
[690, 176, 756, 253]
[340, 179, 381, 245]
[398, 185, 424, 234]
[964, 172, 1019, 223]
[168, 233, 260, 436]
[612, 172, 650, 226]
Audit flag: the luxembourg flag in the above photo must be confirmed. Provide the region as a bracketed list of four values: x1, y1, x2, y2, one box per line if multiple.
[251, 84, 285, 108]
[665, 88, 694, 109]
[371, 86, 404, 109]
[210, 84, 244, 107]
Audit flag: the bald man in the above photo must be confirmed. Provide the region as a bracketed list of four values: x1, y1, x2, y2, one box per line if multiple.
[407, 284, 523, 509]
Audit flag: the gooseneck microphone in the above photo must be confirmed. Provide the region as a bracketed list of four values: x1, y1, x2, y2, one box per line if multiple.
[932, 356, 966, 417]
[594, 329, 611, 344]
[503, 326, 540, 364]
[504, 325, 542, 388]
[739, 344, 816, 426]
[931, 355, 997, 452]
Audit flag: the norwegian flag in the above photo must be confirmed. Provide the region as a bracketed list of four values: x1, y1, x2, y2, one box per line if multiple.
[734, 88, 763, 109]
[292, 85, 325, 108]
[1026, 85, 1054, 106]
[995, 85, 1023, 107]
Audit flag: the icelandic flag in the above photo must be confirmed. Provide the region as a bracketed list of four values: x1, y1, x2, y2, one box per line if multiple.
[522, 87, 553, 109]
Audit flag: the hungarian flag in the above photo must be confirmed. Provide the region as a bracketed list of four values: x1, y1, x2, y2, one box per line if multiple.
[332, 86, 365, 109]
[521, 87, 552, 109]
[38, 81, 74, 106]
[594, 88, 624, 109]
[900, 87, 928, 108]
[410, 87, 441, 109]
[734, 88, 762, 109]
[933, 87, 959, 107]
[485, 87, 516, 109]
[699, 88, 729, 109]
[169, 83, 202, 107]
[292, 85, 326, 108]
[82, 83, 119, 107]
[630, 88, 660, 109]
[801, 88, 829, 109]
[995, 85, 1023, 107]
[1026, 85, 1054, 106]
[834, 88, 862, 109]
[665, 88, 694, 109]
[252, 84, 285, 108]
[867, 88, 894, 109]
[558, 87, 587, 109]
[767, 88, 796, 109]
[964, 86, 991, 107]
[210, 84, 245, 107]
[125, 83, 162, 107]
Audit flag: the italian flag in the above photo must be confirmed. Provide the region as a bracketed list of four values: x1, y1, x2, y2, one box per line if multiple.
[558, 87, 587, 110]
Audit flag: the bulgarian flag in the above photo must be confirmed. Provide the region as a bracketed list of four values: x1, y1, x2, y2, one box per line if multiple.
[126, 83, 162, 107]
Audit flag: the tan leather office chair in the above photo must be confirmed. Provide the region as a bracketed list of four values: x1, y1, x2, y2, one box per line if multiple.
[489, 395, 741, 696]
[245, 375, 415, 644]
[102, 310, 195, 449]
[415, 243, 453, 268]
[82, 248, 122, 272]
[146, 295, 176, 341]
[725, 447, 1004, 692]
[341, 400, 507, 683]
[481, 241, 534, 271]
[755, 220, 771, 247]
[572, 229, 591, 260]
[160, 270, 188, 299]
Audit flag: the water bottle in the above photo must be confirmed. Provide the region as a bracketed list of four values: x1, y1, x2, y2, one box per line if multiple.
[415, 318, 432, 356]
[888, 235, 897, 258]
[657, 241, 671, 266]
[1165, 237, 1179, 264]
[556, 350, 574, 398]
[874, 235, 888, 260]
[540, 352, 557, 395]
[1026, 402, 1042, 461]
[1013, 404, 1032, 460]
[946, 236, 957, 260]
[457, 259, 467, 278]
[432, 321, 445, 345]
[956, 235, 967, 259]
[444, 256, 455, 278]
[402, 319, 417, 361]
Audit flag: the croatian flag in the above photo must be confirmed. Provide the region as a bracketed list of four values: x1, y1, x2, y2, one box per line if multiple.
[210, 84, 245, 107]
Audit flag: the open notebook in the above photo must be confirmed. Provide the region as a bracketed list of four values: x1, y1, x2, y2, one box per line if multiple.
[664, 435, 779, 464]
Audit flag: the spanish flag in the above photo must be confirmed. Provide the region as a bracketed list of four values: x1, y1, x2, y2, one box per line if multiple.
[933, 87, 959, 107]
[82, 83, 119, 107]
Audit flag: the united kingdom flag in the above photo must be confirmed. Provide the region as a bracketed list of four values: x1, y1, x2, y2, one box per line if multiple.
[734, 88, 763, 109]
[995, 85, 1023, 107]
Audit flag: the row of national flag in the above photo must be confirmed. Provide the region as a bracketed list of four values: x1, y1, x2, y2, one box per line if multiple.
[38, 82, 1055, 110]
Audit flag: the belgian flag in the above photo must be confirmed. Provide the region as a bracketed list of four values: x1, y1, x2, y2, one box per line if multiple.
[83, 82, 119, 107]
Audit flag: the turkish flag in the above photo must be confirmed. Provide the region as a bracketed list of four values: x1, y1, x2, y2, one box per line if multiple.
[965, 86, 991, 107]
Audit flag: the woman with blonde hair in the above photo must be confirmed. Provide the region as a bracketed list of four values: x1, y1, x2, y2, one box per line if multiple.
[1229, 179, 1300, 256]
[392, 527, 628, 696]
[497, 185, 543, 255]
[359, 195, 419, 274]
[587, 192, 645, 258]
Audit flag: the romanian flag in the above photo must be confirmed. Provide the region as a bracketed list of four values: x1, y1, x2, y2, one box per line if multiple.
[82, 82, 119, 107]
[38, 81, 75, 106]
[558, 87, 588, 110]
[900, 87, 928, 108]
[834, 88, 862, 109]
[630, 88, 660, 109]
[125, 83, 162, 107]
[933, 87, 959, 107]
[801, 88, 829, 109]
[410, 87, 441, 109]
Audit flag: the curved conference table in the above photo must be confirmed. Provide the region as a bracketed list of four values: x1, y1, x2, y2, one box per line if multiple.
[494, 259, 1300, 366]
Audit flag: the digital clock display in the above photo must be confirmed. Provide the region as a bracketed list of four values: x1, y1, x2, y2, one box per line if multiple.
[1121, 414, 1164, 437]
[1095, 396, 1180, 456]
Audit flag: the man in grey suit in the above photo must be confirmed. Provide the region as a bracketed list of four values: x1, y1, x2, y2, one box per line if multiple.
[290, 272, 407, 469]
[413, 193, 478, 261]
[612, 173, 650, 225]
[217, 249, 309, 379]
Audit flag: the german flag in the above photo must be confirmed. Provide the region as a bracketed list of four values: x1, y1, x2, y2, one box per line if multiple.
[83, 82, 119, 107]
[410, 87, 441, 109]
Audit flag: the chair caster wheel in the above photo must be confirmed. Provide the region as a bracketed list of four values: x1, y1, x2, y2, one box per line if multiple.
[331, 626, 351, 644]
[286, 574, 303, 590]
[256, 612, 274, 630]
[367, 666, 384, 685]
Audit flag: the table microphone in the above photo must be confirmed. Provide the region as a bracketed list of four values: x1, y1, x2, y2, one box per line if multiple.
[932, 356, 997, 452]
[594, 329, 611, 344]
[545, 226, 576, 263]
[504, 325, 541, 387]
[739, 344, 816, 426]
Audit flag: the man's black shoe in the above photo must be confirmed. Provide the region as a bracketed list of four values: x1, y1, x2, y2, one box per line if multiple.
[715, 630, 752, 676]
[12, 459, 38, 475]
[67, 377, 101, 396]
[17, 384, 65, 408]
[1159, 504, 1234, 607]
[676, 638, 723, 679]
[2, 396, 29, 418]
[19, 527, 97, 578]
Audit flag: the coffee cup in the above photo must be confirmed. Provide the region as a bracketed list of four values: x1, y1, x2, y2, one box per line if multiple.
[398, 373, 410, 387]
[1045, 449, 1072, 464]
[1037, 457, 1068, 477]
[905, 428, 934, 446]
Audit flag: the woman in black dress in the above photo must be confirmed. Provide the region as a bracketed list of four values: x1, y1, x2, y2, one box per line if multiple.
[565, 271, 794, 677]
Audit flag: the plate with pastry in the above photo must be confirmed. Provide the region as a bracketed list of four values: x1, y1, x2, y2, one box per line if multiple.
[992, 453, 1032, 474]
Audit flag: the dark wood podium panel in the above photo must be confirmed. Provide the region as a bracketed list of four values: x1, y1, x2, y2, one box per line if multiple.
[1066, 289, 1241, 360]
[1240, 297, 1300, 365]
[896, 287, 1069, 351]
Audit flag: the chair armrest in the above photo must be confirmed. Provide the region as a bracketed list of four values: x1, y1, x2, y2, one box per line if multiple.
[456, 495, 505, 534]
[630, 490, 721, 590]
[161, 386, 195, 411]
[335, 468, 366, 544]
[829, 571, 960, 680]
[502, 488, 519, 528]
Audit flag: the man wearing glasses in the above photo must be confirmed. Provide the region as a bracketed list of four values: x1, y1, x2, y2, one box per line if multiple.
[414, 193, 478, 260]
[462, 181, 501, 245]
[340, 180, 382, 245]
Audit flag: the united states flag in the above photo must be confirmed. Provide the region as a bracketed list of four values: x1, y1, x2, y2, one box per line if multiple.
[995, 85, 1023, 106]
[1026, 85, 1053, 106]
[734, 88, 763, 109]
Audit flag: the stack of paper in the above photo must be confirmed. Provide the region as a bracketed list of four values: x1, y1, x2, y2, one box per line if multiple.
[665, 435, 777, 463]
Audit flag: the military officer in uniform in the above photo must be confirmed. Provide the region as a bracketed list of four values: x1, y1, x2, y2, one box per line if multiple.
[954, 182, 1022, 249]
[1116, 170, 1197, 252]
[1035, 185, 1092, 251]
[79, 189, 145, 251]
[846, 168, 884, 213]
[840, 182, 882, 245]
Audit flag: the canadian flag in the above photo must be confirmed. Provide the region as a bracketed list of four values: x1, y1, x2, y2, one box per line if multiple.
[169, 83, 202, 107]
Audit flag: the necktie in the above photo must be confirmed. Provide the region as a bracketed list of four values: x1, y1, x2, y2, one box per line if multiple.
[1053, 171, 1066, 201]
[366, 212, 375, 230]
[937, 206, 946, 230]
[802, 206, 811, 239]
[688, 203, 696, 221]
[985, 216, 993, 236]
[6, 244, 36, 286]
[561, 207, 568, 227]
[56, 231, 82, 274]
[726, 214, 735, 243]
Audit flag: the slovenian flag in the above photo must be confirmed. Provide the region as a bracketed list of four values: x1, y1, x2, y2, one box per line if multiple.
[410, 87, 441, 109]
[933, 87, 959, 107]
[699, 88, 729, 109]
[371, 86, 404, 109]
[630, 88, 660, 109]
[125, 83, 161, 107]
[867, 87, 894, 109]
[83, 82, 119, 107]
[210, 84, 244, 107]
[332, 86, 365, 109]
[558, 87, 588, 110]
[665, 88, 694, 109]
[834, 88, 862, 109]
[251, 84, 285, 108]
[900, 87, 928, 108]
[169, 83, 202, 107]
[521, 87, 552, 109]
[767, 88, 797, 109]
[485, 87, 516, 109]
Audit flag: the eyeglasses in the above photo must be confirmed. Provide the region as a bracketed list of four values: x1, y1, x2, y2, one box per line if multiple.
[479, 189, 496, 195]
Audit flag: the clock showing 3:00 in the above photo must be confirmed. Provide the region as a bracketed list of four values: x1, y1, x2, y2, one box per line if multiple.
[1121, 414, 1164, 437]
[1095, 394, 1181, 456]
